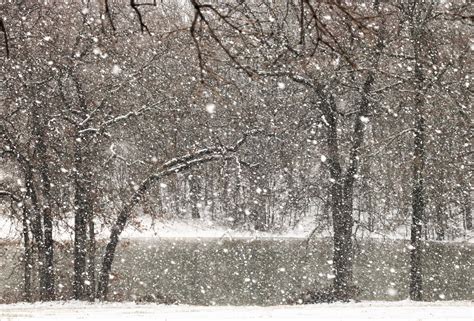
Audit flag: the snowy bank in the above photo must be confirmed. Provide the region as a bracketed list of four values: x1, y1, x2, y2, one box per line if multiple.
[0, 300, 472, 321]
[1, 215, 473, 242]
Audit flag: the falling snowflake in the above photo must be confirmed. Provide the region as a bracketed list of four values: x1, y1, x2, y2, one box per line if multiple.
[387, 288, 398, 296]
[112, 65, 122, 75]
[206, 103, 216, 114]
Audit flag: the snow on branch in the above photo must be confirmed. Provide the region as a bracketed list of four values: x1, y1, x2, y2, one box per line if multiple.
[78, 101, 161, 136]
[365, 128, 415, 158]
[0, 190, 21, 202]
[97, 129, 262, 299]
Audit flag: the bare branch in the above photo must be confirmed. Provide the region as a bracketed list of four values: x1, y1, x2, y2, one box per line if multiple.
[130, 0, 155, 34]
[0, 190, 21, 202]
[0, 17, 9, 58]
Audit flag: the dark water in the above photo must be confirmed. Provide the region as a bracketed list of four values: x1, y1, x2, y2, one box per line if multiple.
[0, 238, 472, 304]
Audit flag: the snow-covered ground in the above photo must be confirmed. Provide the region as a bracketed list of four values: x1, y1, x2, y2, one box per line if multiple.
[1, 215, 473, 242]
[0, 215, 314, 241]
[0, 301, 472, 321]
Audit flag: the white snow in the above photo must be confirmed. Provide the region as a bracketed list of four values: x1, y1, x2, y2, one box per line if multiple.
[387, 288, 398, 296]
[111, 65, 122, 75]
[119, 218, 307, 239]
[1, 215, 473, 243]
[205, 103, 216, 114]
[0, 301, 471, 321]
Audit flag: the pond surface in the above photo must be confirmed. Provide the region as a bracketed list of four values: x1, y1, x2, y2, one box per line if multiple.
[0, 237, 472, 304]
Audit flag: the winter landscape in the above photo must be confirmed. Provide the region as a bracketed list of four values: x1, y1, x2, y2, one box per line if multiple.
[0, 1, 472, 320]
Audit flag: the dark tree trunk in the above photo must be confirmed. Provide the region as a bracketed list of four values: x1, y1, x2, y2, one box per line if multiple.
[463, 190, 472, 230]
[323, 107, 352, 299]
[409, 10, 426, 296]
[331, 184, 354, 300]
[23, 163, 47, 300]
[96, 226, 120, 300]
[41, 217, 54, 299]
[324, 98, 355, 300]
[73, 207, 87, 300]
[190, 175, 201, 219]
[435, 202, 446, 241]
[22, 207, 33, 302]
[73, 137, 91, 300]
[410, 94, 425, 301]
[3, 119, 47, 301]
[33, 104, 55, 301]
[41, 178, 55, 301]
[324, 71, 375, 300]
[86, 215, 96, 301]
[404, 0, 434, 301]
[97, 176, 155, 300]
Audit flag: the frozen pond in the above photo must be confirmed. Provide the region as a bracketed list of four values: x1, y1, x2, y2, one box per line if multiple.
[1, 238, 471, 304]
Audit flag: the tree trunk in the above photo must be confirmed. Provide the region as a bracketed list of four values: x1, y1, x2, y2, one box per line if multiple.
[409, 95, 425, 301]
[435, 202, 445, 241]
[463, 190, 472, 230]
[323, 96, 354, 300]
[23, 164, 46, 300]
[2, 123, 48, 301]
[409, 9, 426, 297]
[73, 137, 90, 300]
[96, 176, 155, 300]
[325, 71, 375, 300]
[41, 176, 55, 301]
[39, 226, 54, 301]
[190, 175, 201, 219]
[33, 104, 55, 301]
[331, 183, 354, 300]
[22, 207, 32, 302]
[86, 214, 96, 301]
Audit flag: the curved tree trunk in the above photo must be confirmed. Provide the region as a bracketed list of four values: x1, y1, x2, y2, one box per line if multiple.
[96, 133, 256, 300]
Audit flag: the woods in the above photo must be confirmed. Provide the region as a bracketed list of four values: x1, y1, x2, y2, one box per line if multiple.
[0, 0, 472, 304]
